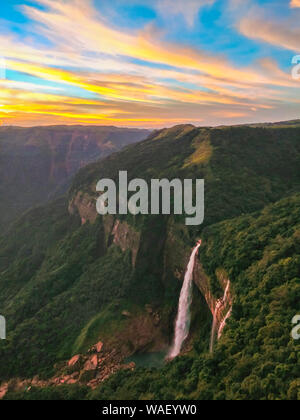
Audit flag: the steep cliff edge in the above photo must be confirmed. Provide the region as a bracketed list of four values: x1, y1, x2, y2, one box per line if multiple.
[85, 193, 300, 401]
[162, 219, 233, 346]
[67, 123, 300, 357]
[68, 188, 232, 353]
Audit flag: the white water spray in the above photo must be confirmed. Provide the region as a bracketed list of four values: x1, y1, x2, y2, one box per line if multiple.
[218, 308, 232, 339]
[210, 280, 231, 353]
[168, 241, 201, 359]
[210, 299, 222, 353]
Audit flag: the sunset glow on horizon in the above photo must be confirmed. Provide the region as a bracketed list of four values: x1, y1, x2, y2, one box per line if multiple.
[0, 0, 299, 128]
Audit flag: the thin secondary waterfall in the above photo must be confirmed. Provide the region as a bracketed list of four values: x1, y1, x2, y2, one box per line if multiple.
[218, 308, 232, 339]
[168, 241, 201, 359]
[210, 299, 222, 353]
[210, 280, 231, 353]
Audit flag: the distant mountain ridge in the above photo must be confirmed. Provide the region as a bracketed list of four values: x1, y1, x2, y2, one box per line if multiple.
[0, 125, 151, 229]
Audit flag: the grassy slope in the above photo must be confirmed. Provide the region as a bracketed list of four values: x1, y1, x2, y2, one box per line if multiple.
[0, 206, 134, 378]
[70, 125, 300, 229]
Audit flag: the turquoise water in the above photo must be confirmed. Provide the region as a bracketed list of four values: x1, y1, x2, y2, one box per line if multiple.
[125, 351, 167, 368]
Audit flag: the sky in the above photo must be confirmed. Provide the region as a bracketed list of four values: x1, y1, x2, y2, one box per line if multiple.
[0, 0, 299, 128]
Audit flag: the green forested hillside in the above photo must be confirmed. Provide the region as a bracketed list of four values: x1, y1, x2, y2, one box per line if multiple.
[89, 193, 300, 400]
[71, 125, 300, 227]
[0, 124, 299, 400]
[0, 202, 135, 378]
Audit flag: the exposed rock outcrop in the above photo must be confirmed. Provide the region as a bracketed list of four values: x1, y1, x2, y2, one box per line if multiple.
[0, 338, 136, 398]
[0, 383, 8, 399]
[68, 191, 98, 224]
[110, 219, 141, 267]
[68, 355, 81, 368]
[193, 263, 233, 330]
[71, 188, 234, 353]
[68, 192, 233, 359]
[68, 194, 141, 267]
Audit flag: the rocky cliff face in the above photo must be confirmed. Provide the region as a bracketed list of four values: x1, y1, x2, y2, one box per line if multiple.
[193, 264, 232, 347]
[68, 191, 98, 225]
[68, 190, 232, 352]
[162, 220, 233, 344]
[69, 193, 141, 266]
[109, 219, 141, 267]
[0, 126, 150, 229]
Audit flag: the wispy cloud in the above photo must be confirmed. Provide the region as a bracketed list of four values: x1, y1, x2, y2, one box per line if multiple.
[239, 13, 300, 52]
[0, 0, 299, 127]
[155, 0, 215, 27]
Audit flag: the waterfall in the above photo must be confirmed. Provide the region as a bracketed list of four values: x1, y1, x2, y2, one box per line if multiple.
[210, 280, 230, 353]
[218, 308, 232, 339]
[209, 299, 222, 353]
[168, 241, 201, 359]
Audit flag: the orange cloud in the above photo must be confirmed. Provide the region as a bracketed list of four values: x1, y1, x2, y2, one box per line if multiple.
[290, 0, 300, 7]
[0, 0, 299, 128]
[20, 0, 274, 87]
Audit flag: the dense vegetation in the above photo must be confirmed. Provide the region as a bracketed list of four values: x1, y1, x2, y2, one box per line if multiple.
[3, 384, 89, 400]
[71, 125, 300, 229]
[89, 193, 300, 400]
[0, 203, 135, 378]
[0, 123, 299, 400]
[0, 207, 180, 379]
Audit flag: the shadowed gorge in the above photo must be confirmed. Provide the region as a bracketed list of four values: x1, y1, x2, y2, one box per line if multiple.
[0, 126, 150, 230]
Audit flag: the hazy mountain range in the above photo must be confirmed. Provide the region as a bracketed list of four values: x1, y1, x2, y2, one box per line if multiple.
[0, 126, 150, 230]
